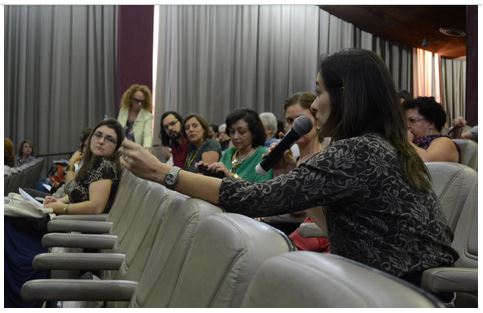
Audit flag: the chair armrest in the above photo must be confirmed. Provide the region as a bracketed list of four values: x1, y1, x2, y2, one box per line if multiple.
[52, 214, 109, 221]
[33, 252, 125, 271]
[42, 233, 118, 249]
[47, 219, 113, 234]
[298, 223, 328, 238]
[21, 279, 137, 301]
[421, 267, 478, 294]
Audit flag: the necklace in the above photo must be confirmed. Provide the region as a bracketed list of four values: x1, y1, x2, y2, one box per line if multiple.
[231, 148, 256, 173]
[185, 148, 198, 168]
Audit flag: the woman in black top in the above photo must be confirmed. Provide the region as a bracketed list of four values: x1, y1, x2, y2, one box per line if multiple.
[44, 118, 124, 214]
[121, 49, 457, 283]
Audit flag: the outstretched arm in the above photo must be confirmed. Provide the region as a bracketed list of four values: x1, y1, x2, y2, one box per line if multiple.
[120, 139, 222, 205]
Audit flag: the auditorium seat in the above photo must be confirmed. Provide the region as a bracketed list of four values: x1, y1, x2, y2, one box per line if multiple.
[22, 211, 294, 307]
[165, 213, 296, 307]
[22, 196, 221, 307]
[241, 252, 443, 308]
[452, 138, 478, 171]
[421, 180, 478, 307]
[4, 157, 45, 195]
[425, 162, 478, 231]
[35, 175, 171, 282]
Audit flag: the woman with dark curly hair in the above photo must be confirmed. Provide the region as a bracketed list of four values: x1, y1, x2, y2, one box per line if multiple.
[201, 108, 272, 182]
[404, 96, 459, 162]
[117, 84, 153, 150]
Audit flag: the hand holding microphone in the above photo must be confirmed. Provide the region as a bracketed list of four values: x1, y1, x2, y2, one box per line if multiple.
[256, 115, 313, 175]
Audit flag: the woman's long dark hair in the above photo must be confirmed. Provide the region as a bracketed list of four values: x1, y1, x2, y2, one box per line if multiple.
[319, 49, 431, 191]
[75, 118, 124, 183]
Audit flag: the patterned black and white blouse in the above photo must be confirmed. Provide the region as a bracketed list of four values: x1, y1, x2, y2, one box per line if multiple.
[64, 157, 120, 213]
[219, 133, 458, 277]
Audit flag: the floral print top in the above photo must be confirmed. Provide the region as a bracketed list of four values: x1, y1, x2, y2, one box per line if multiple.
[219, 133, 458, 277]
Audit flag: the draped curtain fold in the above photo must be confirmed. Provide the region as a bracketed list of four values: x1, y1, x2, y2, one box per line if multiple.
[441, 58, 467, 126]
[4, 5, 118, 160]
[152, 5, 414, 146]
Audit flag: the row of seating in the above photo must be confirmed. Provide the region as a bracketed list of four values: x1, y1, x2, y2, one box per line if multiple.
[4, 158, 45, 195]
[20, 169, 444, 307]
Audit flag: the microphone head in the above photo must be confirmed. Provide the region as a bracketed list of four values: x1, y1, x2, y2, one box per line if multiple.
[255, 163, 267, 176]
[292, 115, 313, 136]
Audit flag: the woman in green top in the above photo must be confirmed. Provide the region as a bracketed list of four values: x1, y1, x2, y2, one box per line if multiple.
[201, 108, 272, 182]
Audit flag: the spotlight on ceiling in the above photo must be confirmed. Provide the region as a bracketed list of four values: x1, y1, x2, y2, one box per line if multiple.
[421, 38, 429, 47]
[439, 27, 466, 38]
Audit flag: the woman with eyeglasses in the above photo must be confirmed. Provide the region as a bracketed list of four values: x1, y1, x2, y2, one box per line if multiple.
[199, 108, 273, 182]
[5, 119, 124, 307]
[43, 118, 124, 214]
[117, 84, 154, 150]
[404, 97, 459, 162]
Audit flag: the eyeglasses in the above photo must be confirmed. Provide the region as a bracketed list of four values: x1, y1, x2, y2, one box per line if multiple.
[407, 117, 425, 125]
[163, 120, 179, 130]
[92, 131, 117, 145]
[131, 97, 146, 105]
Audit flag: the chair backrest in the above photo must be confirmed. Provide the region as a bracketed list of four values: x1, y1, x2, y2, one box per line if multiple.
[102, 179, 170, 282]
[241, 252, 442, 308]
[168, 213, 295, 307]
[452, 180, 478, 268]
[127, 197, 222, 308]
[425, 162, 478, 231]
[4, 158, 45, 195]
[452, 139, 478, 171]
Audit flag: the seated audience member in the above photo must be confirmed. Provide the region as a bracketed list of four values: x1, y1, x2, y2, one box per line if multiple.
[43, 118, 123, 214]
[201, 108, 272, 182]
[397, 90, 413, 104]
[117, 84, 153, 150]
[404, 97, 459, 162]
[5, 118, 124, 308]
[24, 128, 93, 199]
[182, 113, 222, 173]
[263, 92, 329, 240]
[461, 125, 478, 142]
[448, 116, 471, 139]
[122, 49, 457, 291]
[208, 123, 219, 139]
[259, 112, 279, 147]
[159, 111, 188, 166]
[5, 138, 16, 168]
[217, 123, 231, 151]
[65, 127, 92, 184]
[16, 140, 36, 167]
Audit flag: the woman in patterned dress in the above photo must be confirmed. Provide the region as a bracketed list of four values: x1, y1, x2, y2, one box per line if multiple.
[121, 49, 458, 286]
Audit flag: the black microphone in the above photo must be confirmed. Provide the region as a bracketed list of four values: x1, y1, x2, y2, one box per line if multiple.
[256, 115, 313, 175]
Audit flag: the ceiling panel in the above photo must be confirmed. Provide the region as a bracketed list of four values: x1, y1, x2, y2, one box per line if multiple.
[319, 5, 467, 58]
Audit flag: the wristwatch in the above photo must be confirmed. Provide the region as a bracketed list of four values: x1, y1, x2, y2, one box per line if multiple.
[164, 166, 182, 190]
